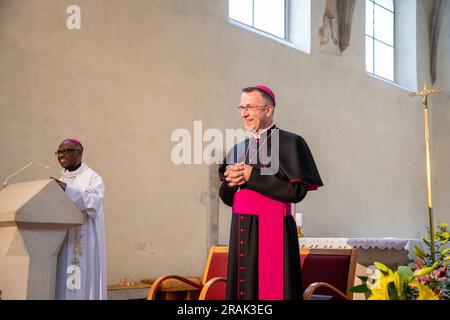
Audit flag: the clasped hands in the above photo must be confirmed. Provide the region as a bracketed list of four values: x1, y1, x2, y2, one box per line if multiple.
[224, 163, 253, 187]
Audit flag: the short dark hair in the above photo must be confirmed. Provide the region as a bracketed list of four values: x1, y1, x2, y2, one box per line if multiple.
[241, 87, 276, 107]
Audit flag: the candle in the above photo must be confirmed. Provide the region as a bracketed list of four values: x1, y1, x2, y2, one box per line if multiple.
[295, 213, 303, 227]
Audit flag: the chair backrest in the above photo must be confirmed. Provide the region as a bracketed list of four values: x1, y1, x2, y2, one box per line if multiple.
[201, 246, 228, 300]
[300, 248, 357, 300]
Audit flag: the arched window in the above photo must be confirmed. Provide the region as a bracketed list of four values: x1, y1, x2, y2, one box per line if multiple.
[365, 0, 395, 81]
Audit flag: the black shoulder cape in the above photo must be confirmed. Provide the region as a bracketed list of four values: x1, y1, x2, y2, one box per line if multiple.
[277, 129, 323, 190]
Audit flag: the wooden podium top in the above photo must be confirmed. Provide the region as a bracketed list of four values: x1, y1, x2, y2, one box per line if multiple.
[0, 179, 83, 225]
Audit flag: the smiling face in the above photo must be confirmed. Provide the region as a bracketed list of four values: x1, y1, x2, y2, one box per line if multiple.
[56, 141, 83, 170]
[239, 90, 274, 132]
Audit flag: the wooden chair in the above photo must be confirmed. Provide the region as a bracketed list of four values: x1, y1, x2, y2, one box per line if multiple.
[301, 248, 358, 300]
[201, 247, 357, 300]
[148, 247, 357, 300]
[147, 246, 228, 300]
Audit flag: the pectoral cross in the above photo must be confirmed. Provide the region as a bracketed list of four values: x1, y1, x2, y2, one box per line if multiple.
[409, 81, 442, 262]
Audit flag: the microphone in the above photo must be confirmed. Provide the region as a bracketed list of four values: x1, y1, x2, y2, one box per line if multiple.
[2, 161, 51, 189]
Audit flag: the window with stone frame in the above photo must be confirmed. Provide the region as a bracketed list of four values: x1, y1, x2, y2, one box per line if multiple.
[365, 0, 395, 81]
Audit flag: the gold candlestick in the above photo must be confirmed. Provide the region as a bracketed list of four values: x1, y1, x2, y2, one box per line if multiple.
[409, 81, 442, 262]
[297, 226, 304, 238]
[295, 210, 304, 238]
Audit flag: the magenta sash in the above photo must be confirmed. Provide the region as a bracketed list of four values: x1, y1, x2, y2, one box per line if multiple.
[232, 189, 291, 300]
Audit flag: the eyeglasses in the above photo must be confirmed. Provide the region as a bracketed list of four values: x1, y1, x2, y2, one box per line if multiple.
[237, 105, 269, 113]
[55, 148, 81, 156]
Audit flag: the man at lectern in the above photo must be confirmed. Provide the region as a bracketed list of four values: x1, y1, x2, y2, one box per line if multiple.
[52, 138, 107, 300]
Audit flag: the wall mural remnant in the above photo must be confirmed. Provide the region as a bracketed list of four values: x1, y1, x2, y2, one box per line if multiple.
[430, 0, 448, 84]
[319, 0, 356, 56]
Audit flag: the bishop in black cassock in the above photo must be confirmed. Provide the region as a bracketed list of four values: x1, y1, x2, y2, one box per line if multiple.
[219, 85, 323, 300]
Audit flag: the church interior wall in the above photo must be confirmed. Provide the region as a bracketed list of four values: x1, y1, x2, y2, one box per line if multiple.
[0, 0, 448, 283]
[431, 3, 450, 228]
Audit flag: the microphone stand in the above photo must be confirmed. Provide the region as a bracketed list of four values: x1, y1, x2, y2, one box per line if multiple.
[3, 161, 50, 189]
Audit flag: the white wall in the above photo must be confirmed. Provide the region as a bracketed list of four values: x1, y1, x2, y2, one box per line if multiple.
[432, 2, 450, 228]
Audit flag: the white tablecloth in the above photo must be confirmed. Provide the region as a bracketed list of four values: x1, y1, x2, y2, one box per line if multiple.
[299, 237, 422, 260]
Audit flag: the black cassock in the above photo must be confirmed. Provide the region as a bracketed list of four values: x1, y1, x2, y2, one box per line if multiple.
[219, 125, 323, 300]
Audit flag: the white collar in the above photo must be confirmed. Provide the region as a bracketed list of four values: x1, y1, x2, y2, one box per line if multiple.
[249, 123, 275, 139]
[61, 162, 88, 179]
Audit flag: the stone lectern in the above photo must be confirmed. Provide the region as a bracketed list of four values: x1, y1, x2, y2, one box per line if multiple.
[0, 179, 84, 300]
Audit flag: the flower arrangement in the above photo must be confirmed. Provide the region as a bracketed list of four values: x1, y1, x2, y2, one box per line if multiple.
[412, 222, 450, 299]
[350, 222, 450, 300]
